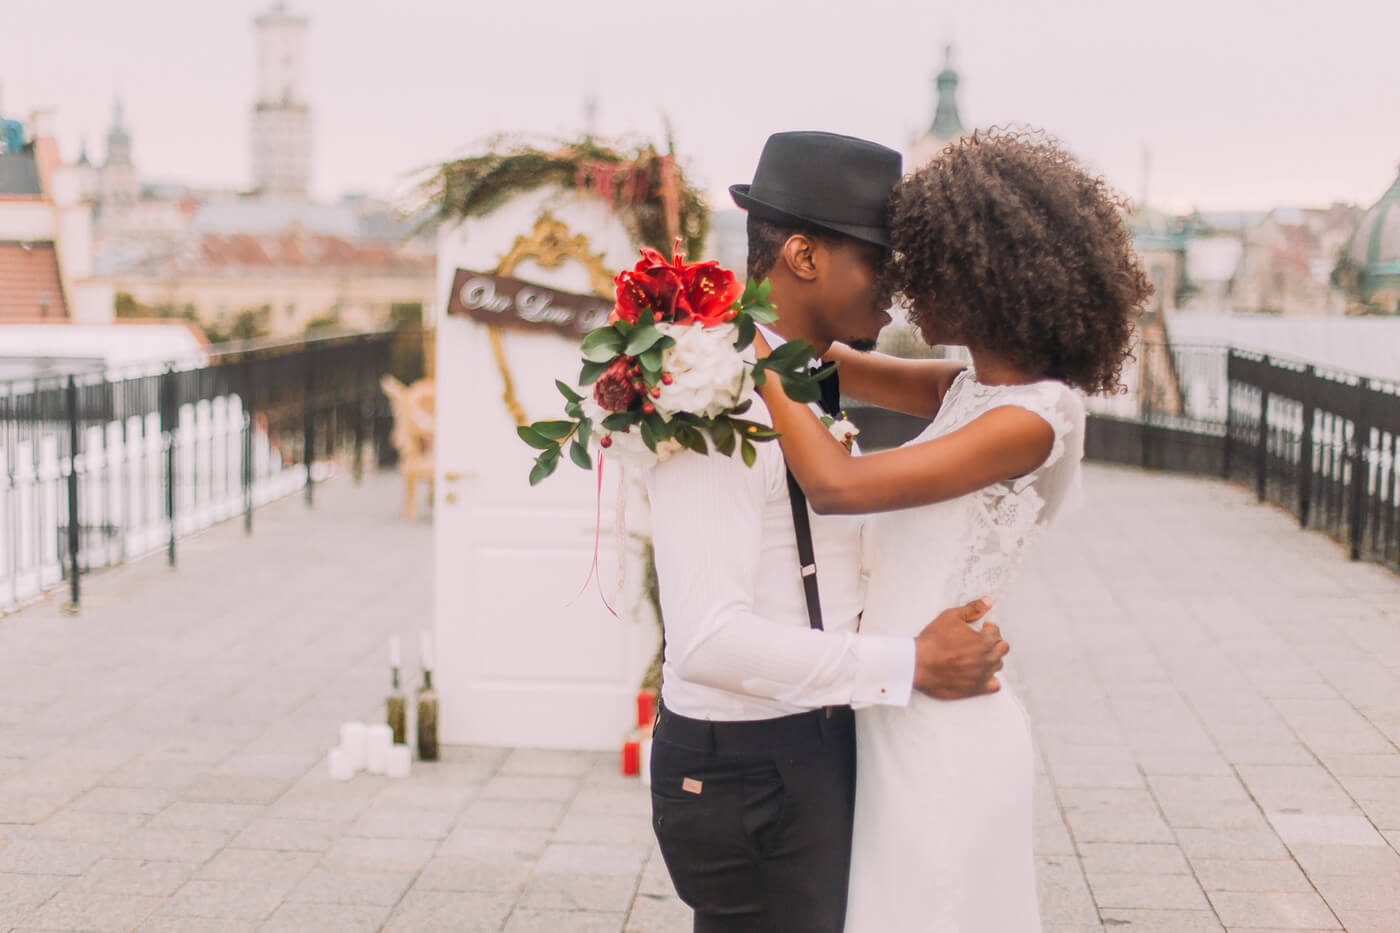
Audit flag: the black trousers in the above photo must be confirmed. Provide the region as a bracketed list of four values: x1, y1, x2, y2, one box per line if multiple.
[649, 704, 857, 933]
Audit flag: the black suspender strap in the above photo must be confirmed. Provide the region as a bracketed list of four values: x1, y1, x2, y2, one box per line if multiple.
[784, 469, 824, 632]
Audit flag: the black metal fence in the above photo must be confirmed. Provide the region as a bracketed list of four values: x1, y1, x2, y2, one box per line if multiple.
[0, 331, 396, 613]
[1084, 342, 1400, 573]
[848, 341, 1400, 575]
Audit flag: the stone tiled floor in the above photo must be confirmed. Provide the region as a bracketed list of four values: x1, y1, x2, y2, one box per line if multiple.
[0, 466, 1398, 932]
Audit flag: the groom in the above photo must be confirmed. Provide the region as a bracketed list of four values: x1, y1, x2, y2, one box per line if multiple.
[646, 131, 1009, 933]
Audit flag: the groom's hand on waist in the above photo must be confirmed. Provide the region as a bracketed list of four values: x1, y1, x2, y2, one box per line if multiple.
[912, 598, 1009, 700]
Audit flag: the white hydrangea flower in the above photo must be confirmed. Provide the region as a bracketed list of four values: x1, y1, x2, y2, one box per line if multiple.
[653, 322, 751, 420]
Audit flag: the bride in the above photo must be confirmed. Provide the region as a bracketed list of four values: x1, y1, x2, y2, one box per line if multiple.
[753, 130, 1150, 931]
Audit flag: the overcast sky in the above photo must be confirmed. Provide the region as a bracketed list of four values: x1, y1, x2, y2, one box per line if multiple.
[8, 0, 1400, 215]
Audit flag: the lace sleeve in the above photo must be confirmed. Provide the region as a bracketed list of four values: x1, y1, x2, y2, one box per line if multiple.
[999, 381, 1085, 517]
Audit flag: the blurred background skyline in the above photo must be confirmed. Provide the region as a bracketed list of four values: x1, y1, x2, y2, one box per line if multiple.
[7, 0, 1400, 212]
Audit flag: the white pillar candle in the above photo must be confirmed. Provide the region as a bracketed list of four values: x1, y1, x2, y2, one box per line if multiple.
[386, 743, 411, 778]
[327, 746, 355, 781]
[339, 721, 368, 772]
[365, 723, 393, 775]
[640, 736, 653, 787]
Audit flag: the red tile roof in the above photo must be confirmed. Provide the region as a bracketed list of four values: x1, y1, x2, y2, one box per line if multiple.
[192, 231, 435, 271]
[0, 242, 66, 320]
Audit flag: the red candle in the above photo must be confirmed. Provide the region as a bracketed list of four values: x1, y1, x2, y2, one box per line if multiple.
[621, 736, 641, 776]
[636, 690, 656, 729]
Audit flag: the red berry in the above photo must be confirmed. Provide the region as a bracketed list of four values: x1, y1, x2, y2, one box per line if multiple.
[661, 373, 674, 385]
[650, 387, 661, 399]
[599, 435, 613, 448]
[632, 379, 644, 390]
[643, 402, 655, 415]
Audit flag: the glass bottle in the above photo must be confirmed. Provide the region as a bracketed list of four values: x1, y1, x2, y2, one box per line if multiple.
[415, 668, 439, 761]
[386, 666, 407, 745]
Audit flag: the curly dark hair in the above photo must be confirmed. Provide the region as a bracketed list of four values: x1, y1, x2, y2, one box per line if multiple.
[890, 129, 1150, 394]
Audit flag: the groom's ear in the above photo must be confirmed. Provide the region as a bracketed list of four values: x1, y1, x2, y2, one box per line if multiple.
[779, 234, 821, 282]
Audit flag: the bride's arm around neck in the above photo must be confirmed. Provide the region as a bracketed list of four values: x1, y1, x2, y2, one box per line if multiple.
[757, 375, 1055, 516]
[823, 342, 965, 420]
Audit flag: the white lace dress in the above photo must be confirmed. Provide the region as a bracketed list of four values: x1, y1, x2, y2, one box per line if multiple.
[844, 371, 1085, 933]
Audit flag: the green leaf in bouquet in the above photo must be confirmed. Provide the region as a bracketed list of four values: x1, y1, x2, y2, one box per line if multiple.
[555, 379, 583, 404]
[741, 277, 759, 305]
[747, 302, 777, 324]
[581, 326, 625, 362]
[757, 279, 772, 301]
[732, 418, 781, 440]
[639, 417, 658, 452]
[731, 398, 753, 416]
[674, 424, 708, 456]
[579, 359, 609, 385]
[624, 324, 663, 356]
[778, 371, 823, 404]
[569, 438, 593, 470]
[517, 425, 559, 451]
[711, 418, 736, 457]
[529, 448, 561, 485]
[735, 314, 756, 351]
[576, 418, 591, 446]
[532, 420, 574, 440]
[565, 400, 583, 419]
[601, 412, 636, 432]
[639, 344, 665, 375]
[812, 360, 839, 382]
[740, 437, 757, 468]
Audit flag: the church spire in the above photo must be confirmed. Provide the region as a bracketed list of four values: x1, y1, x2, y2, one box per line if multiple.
[929, 44, 966, 141]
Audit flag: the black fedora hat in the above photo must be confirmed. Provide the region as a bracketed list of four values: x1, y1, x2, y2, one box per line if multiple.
[730, 131, 902, 248]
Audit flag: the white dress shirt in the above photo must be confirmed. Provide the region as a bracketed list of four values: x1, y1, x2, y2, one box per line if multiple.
[645, 330, 916, 722]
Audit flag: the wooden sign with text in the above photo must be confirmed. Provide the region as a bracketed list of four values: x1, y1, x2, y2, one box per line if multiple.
[445, 269, 612, 339]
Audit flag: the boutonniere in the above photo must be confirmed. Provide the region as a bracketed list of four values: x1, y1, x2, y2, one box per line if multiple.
[821, 413, 859, 451]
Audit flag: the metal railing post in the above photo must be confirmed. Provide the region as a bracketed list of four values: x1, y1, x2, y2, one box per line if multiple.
[160, 366, 178, 568]
[1256, 356, 1271, 503]
[1348, 379, 1371, 561]
[303, 347, 316, 507]
[1298, 365, 1315, 528]
[64, 375, 81, 612]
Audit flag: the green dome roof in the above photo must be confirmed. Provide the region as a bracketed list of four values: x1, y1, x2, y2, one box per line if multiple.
[1346, 165, 1400, 279]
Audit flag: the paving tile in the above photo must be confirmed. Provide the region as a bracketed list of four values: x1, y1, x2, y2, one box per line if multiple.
[1085, 871, 1211, 910]
[519, 871, 639, 912]
[1189, 858, 1314, 893]
[194, 847, 317, 884]
[536, 842, 648, 876]
[346, 805, 455, 839]
[74, 858, 197, 897]
[1097, 908, 1225, 931]
[413, 854, 534, 893]
[1207, 891, 1341, 929]
[258, 901, 389, 933]
[286, 867, 415, 906]
[0, 840, 103, 875]
[26, 887, 163, 932]
[504, 908, 627, 932]
[227, 816, 341, 852]
[1078, 842, 1191, 875]
[380, 889, 514, 933]
[161, 879, 290, 921]
[319, 835, 436, 872]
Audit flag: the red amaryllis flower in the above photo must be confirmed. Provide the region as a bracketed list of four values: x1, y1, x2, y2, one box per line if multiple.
[609, 242, 742, 327]
[678, 259, 742, 327]
[592, 356, 641, 411]
[611, 248, 684, 324]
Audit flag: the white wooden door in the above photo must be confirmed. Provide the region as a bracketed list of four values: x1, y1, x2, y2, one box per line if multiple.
[432, 188, 657, 750]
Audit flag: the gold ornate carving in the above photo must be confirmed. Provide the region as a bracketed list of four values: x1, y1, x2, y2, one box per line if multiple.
[494, 213, 615, 300]
[488, 214, 615, 427]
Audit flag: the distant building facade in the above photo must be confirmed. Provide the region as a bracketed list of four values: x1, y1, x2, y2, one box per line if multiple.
[251, 2, 312, 199]
[1334, 165, 1400, 314]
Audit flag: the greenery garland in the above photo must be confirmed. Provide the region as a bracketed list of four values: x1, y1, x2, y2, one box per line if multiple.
[416, 135, 710, 258]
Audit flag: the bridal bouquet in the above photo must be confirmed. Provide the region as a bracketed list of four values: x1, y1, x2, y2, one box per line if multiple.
[519, 242, 834, 483]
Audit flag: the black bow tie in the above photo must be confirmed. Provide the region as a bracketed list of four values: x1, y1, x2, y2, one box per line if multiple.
[814, 361, 841, 417]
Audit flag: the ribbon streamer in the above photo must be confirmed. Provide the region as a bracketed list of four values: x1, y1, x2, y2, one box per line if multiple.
[569, 452, 620, 618]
